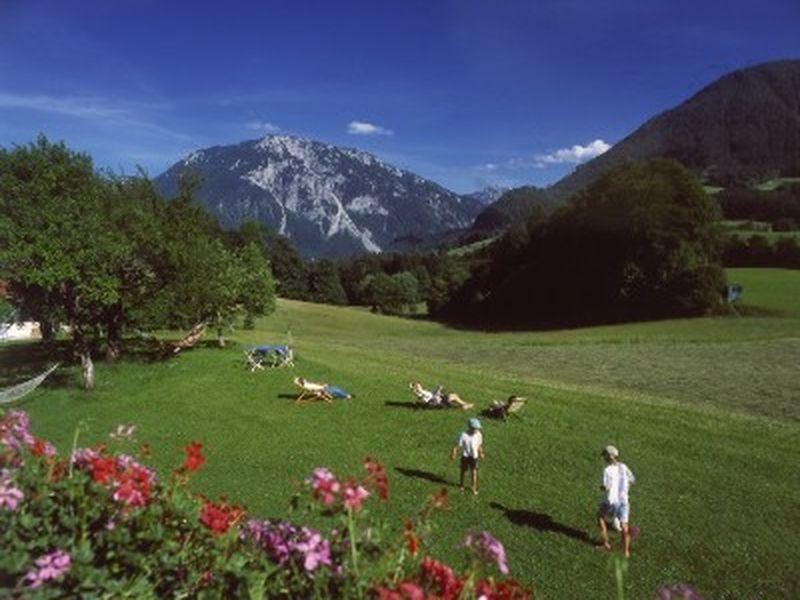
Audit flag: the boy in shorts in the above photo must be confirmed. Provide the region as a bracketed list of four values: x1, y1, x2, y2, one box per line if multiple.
[451, 418, 484, 494]
[596, 445, 636, 557]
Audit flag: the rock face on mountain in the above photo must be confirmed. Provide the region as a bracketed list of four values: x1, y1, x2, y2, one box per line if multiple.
[551, 59, 800, 201]
[462, 186, 509, 206]
[154, 135, 482, 257]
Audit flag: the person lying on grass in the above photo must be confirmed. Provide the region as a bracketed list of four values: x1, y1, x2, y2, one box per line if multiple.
[409, 382, 474, 410]
[484, 395, 526, 420]
[294, 377, 353, 400]
[596, 444, 636, 557]
[450, 417, 485, 495]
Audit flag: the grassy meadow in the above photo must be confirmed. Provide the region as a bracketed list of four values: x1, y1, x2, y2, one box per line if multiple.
[2, 268, 799, 599]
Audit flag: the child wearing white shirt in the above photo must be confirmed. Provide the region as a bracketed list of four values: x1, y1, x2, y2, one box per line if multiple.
[596, 445, 636, 557]
[450, 418, 485, 495]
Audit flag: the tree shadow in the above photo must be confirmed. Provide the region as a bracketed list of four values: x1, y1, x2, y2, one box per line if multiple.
[0, 341, 73, 388]
[489, 502, 593, 545]
[394, 467, 452, 486]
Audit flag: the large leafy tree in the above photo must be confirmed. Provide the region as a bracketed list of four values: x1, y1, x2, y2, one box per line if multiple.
[0, 137, 128, 389]
[444, 159, 727, 324]
[147, 187, 276, 346]
[0, 138, 277, 388]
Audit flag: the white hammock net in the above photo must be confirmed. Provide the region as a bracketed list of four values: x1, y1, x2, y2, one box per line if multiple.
[0, 363, 60, 404]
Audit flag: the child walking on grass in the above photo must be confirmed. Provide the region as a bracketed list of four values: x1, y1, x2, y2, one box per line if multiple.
[451, 418, 485, 495]
[596, 444, 636, 557]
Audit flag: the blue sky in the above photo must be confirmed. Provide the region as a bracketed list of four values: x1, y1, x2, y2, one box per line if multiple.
[1, 1, 799, 193]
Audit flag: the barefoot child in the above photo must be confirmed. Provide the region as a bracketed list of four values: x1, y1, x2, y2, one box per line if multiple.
[451, 418, 485, 494]
[596, 445, 636, 557]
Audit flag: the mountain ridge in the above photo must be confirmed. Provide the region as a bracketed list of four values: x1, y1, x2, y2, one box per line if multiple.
[154, 135, 482, 258]
[550, 59, 800, 200]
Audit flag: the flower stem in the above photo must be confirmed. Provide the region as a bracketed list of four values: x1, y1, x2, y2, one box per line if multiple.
[347, 506, 360, 578]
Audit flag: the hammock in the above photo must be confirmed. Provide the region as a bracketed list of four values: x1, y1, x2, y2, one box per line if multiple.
[173, 322, 207, 353]
[0, 363, 60, 404]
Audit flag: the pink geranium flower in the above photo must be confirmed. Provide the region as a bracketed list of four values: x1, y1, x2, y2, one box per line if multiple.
[463, 530, 509, 574]
[342, 479, 370, 511]
[23, 550, 71, 589]
[0, 477, 24, 511]
[307, 467, 341, 506]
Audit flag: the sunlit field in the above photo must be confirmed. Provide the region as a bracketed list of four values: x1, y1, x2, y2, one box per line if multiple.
[5, 268, 799, 599]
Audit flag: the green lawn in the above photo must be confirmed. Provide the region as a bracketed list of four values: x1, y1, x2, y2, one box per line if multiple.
[3, 268, 799, 599]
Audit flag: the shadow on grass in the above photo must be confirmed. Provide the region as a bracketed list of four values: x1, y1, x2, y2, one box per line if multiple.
[384, 400, 426, 411]
[394, 467, 452, 486]
[384, 401, 458, 412]
[489, 501, 593, 545]
[0, 341, 73, 389]
[0, 336, 190, 390]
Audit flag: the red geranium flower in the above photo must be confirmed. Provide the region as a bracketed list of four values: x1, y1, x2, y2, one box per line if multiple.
[419, 556, 464, 600]
[182, 441, 205, 472]
[404, 519, 418, 557]
[363, 457, 389, 501]
[199, 498, 245, 535]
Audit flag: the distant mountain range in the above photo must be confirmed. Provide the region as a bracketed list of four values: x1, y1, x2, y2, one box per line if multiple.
[154, 136, 482, 257]
[462, 185, 509, 206]
[552, 59, 800, 199]
[155, 60, 800, 255]
[473, 59, 800, 230]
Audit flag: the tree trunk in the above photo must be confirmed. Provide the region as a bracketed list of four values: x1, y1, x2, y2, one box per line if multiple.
[80, 351, 95, 392]
[217, 325, 226, 348]
[105, 307, 123, 362]
[39, 319, 57, 347]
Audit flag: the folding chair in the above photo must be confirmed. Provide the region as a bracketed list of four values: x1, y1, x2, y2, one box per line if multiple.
[293, 377, 333, 404]
[485, 396, 526, 421]
[270, 345, 295, 368]
[245, 348, 266, 372]
[504, 396, 527, 420]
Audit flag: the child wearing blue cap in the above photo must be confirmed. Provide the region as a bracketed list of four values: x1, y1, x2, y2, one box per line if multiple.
[450, 418, 485, 495]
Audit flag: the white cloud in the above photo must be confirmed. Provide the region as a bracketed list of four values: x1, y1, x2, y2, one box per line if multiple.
[0, 92, 126, 120]
[0, 92, 191, 141]
[246, 120, 280, 133]
[534, 139, 611, 166]
[479, 162, 499, 171]
[347, 120, 393, 136]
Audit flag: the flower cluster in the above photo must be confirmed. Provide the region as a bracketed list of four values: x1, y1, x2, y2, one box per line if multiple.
[0, 409, 52, 467]
[374, 531, 524, 600]
[182, 441, 205, 472]
[463, 530, 509, 575]
[71, 447, 156, 508]
[474, 578, 532, 600]
[374, 557, 464, 600]
[22, 550, 71, 589]
[419, 556, 465, 599]
[307, 467, 341, 506]
[0, 470, 24, 511]
[307, 460, 390, 512]
[342, 479, 370, 511]
[243, 518, 332, 573]
[363, 457, 389, 501]
[199, 498, 245, 535]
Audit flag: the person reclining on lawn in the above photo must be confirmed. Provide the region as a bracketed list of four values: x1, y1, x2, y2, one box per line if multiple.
[485, 395, 526, 420]
[294, 377, 353, 400]
[409, 382, 474, 410]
